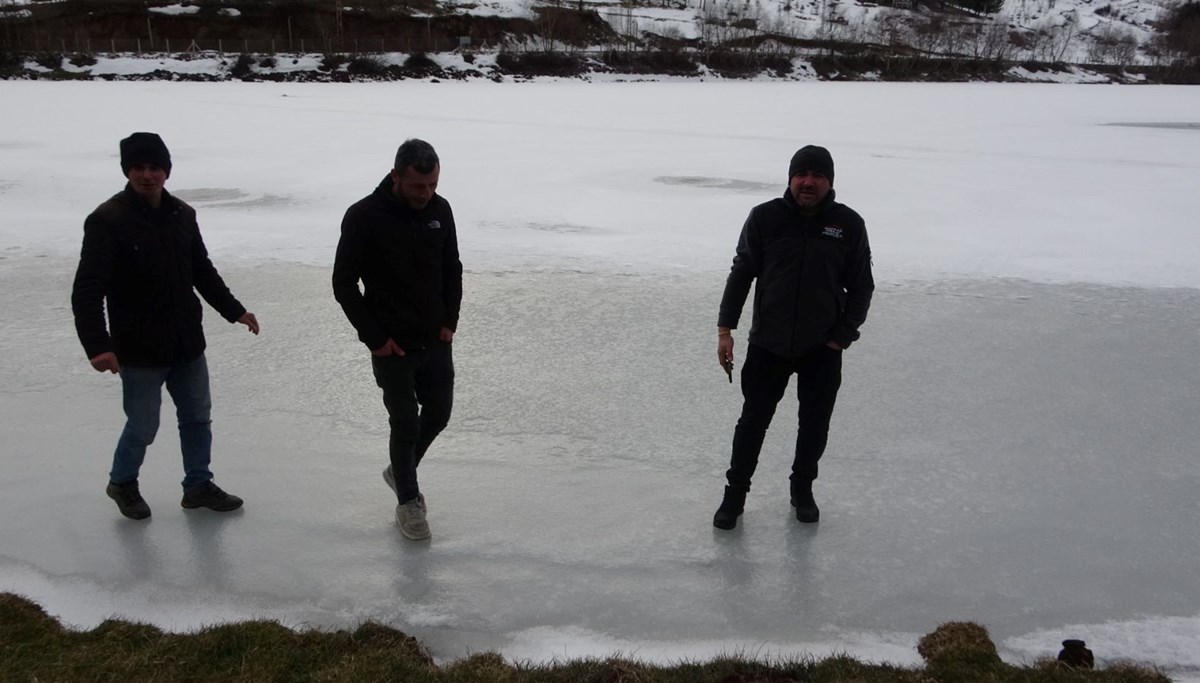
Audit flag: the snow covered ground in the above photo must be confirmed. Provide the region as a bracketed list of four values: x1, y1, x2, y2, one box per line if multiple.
[0, 81, 1198, 679]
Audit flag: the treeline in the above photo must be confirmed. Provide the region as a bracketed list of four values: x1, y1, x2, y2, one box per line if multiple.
[2, 0, 1199, 82]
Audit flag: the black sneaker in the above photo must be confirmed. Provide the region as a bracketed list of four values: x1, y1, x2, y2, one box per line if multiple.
[181, 481, 243, 512]
[106, 480, 151, 520]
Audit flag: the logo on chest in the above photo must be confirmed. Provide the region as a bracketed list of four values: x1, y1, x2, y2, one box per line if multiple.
[426, 220, 442, 230]
[821, 225, 843, 239]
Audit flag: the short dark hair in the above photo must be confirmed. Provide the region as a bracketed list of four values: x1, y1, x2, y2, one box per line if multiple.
[394, 138, 439, 174]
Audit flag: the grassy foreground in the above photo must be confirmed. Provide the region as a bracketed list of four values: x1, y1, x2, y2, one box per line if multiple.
[0, 592, 1173, 683]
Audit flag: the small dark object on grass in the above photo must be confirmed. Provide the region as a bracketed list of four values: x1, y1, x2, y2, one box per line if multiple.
[1057, 639, 1095, 669]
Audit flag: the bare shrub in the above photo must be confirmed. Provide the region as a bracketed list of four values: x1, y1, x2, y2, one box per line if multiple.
[35, 53, 63, 70]
[347, 55, 389, 76]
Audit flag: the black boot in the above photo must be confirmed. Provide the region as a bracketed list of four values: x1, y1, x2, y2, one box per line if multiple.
[713, 486, 746, 530]
[791, 480, 819, 524]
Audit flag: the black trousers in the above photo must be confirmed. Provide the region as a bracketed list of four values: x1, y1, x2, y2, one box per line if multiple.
[371, 343, 454, 503]
[725, 342, 842, 493]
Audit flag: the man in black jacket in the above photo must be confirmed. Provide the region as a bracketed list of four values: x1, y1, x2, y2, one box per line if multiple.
[71, 132, 260, 521]
[713, 145, 874, 530]
[332, 139, 462, 542]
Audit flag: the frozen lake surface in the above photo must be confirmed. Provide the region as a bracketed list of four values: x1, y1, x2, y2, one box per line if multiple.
[0, 81, 1198, 678]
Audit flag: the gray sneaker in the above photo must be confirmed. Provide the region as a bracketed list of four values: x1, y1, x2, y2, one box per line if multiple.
[106, 480, 151, 520]
[382, 465, 426, 511]
[395, 499, 431, 540]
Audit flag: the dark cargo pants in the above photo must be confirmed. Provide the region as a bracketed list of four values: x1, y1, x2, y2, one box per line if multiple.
[725, 342, 842, 493]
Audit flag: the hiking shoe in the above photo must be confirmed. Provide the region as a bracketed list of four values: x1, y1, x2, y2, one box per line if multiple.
[791, 485, 820, 524]
[383, 465, 426, 511]
[106, 480, 151, 520]
[395, 499, 431, 540]
[712, 486, 746, 530]
[181, 481, 243, 512]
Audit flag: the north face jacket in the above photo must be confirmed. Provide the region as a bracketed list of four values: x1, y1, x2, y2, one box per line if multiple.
[719, 188, 874, 356]
[332, 176, 463, 352]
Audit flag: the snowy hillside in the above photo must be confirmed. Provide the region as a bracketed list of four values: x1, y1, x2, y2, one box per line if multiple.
[572, 0, 1182, 64]
[434, 0, 1182, 64]
[1, 0, 1188, 68]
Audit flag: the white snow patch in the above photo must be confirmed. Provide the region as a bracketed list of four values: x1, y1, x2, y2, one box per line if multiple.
[149, 4, 201, 15]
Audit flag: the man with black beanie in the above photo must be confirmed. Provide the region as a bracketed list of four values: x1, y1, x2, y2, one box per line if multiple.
[713, 144, 874, 530]
[332, 138, 462, 542]
[72, 132, 260, 521]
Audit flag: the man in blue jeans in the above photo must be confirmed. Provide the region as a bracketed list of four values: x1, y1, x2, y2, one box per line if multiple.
[71, 132, 260, 520]
[714, 145, 874, 530]
[333, 139, 462, 541]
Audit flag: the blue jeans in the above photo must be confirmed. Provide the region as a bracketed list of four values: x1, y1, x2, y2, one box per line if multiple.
[110, 354, 214, 491]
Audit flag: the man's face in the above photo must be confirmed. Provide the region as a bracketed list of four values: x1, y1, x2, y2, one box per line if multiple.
[391, 164, 440, 210]
[788, 170, 831, 211]
[126, 163, 167, 203]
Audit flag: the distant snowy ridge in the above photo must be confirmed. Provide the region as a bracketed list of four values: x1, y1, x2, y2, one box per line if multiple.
[2, 0, 1194, 80]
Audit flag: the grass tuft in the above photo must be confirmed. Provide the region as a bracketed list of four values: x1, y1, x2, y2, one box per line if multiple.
[0, 594, 1176, 683]
[917, 620, 1003, 666]
[0, 592, 62, 638]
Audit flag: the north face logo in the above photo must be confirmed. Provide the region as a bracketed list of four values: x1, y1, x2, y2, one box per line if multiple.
[822, 225, 843, 239]
[426, 220, 442, 230]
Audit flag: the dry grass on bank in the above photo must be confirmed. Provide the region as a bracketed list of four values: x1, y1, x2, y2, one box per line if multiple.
[0, 592, 1173, 683]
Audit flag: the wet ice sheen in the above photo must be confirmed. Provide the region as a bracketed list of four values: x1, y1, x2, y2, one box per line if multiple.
[1, 81, 1198, 679]
[1, 258, 1197, 676]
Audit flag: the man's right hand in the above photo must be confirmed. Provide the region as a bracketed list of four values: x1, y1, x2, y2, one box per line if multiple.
[717, 331, 734, 372]
[89, 352, 120, 374]
[371, 339, 406, 357]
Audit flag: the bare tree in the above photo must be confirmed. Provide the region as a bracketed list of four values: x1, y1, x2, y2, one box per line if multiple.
[1024, 12, 1078, 62]
[760, 8, 801, 57]
[910, 15, 950, 55]
[812, 0, 849, 46]
[1088, 21, 1139, 65]
[617, 4, 640, 51]
[963, 18, 1016, 62]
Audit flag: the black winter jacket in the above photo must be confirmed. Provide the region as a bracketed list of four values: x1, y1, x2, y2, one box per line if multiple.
[718, 189, 874, 356]
[71, 186, 247, 367]
[332, 176, 463, 352]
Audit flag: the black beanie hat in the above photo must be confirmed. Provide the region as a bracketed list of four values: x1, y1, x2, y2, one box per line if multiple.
[788, 145, 834, 185]
[120, 132, 172, 177]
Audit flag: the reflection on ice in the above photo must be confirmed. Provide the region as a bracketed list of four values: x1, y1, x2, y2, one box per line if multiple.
[1, 258, 1197, 678]
[1105, 122, 1200, 129]
[654, 176, 777, 193]
[173, 187, 300, 209]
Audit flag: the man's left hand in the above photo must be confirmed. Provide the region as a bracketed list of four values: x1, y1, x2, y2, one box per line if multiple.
[238, 312, 260, 335]
[439, 327, 454, 342]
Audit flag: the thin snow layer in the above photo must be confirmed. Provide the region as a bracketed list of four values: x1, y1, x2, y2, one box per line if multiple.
[1007, 65, 1114, 84]
[0, 82, 1198, 679]
[440, 0, 537, 19]
[149, 4, 200, 15]
[0, 81, 1197, 287]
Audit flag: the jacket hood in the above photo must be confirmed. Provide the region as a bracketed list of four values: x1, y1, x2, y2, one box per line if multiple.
[373, 173, 442, 213]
